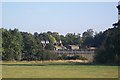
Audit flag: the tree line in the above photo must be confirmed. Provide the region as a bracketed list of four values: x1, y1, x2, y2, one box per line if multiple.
[0, 23, 120, 64]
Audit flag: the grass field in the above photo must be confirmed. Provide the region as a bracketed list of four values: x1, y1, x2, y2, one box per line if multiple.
[1, 61, 119, 78]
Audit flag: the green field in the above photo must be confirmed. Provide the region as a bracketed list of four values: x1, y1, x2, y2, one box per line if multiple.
[1, 61, 119, 78]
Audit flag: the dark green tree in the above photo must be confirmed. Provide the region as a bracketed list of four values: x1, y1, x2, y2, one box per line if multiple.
[2, 29, 23, 61]
[21, 32, 38, 60]
[82, 29, 94, 48]
[94, 32, 105, 48]
[94, 26, 120, 64]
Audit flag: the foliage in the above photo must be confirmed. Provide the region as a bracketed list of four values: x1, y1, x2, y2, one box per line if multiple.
[59, 54, 87, 60]
[1, 25, 120, 64]
[2, 28, 23, 61]
[60, 33, 82, 48]
[94, 32, 105, 48]
[82, 29, 94, 38]
[94, 26, 120, 64]
[45, 43, 55, 50]
[82, 29, 94, 48]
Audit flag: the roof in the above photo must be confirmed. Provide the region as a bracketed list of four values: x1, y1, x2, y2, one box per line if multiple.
[67, 45, 79, 50]
[68, 45, 79, 47]
[88, 47, 96, 50]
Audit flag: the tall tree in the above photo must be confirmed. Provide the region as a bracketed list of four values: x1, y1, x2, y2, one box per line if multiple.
[2, 29, 23, 60]
[82, 29, 94, 48]
[21, 32, 38, 60]
[94, 32, 105, 48]
[52, 32, 60, 42]
[94, 26, 120, 64]
[82, 29, 94, 38]
[10, 29, 23, 60]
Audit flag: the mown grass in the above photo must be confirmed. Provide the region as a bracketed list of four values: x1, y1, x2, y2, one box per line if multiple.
[1, 61, 119, 78]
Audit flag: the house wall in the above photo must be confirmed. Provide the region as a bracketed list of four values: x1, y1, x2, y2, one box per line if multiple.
[67, 45, 79, 50]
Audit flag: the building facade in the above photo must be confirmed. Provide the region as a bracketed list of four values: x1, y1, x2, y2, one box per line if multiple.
[67, 45, 79, 50]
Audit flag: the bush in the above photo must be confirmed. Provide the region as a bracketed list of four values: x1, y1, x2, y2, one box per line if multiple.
[38, 50, 58, 61]
[59, 54, 87, 60]
[79, 55, 87, 60]
[94, 46, 117, 64]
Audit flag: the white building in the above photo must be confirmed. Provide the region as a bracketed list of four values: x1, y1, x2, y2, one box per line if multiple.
[67, 45, 79, 50]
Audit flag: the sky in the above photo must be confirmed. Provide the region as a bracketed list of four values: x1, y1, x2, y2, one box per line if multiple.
[2, 2, 118, 35]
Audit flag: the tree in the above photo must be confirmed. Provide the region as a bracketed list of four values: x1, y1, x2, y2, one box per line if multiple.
[60, 35, 67, 46]
[39, 32, 49, 41]
[21, 32, 38, 60]
[10, 29, 23, 60]
[52, 32, 60, 42]
[82, 29, 94, 48]
[2, 29, 23, 61]
[45, 43, 54, 50]
[2, 29, 12, 60]
[94, 32, 105, 48]
[65, 33, 75, 45]
[94, 26, 120, 64]
[65, 33, 82, 45]
[39, 32, 56, 50]
[48, 35, 56, 44]
[82, 29, 94, 38]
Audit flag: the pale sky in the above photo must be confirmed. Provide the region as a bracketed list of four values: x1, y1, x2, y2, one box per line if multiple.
[2, 2, 118, 35]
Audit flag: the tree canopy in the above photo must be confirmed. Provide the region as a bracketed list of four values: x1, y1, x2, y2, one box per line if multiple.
[1, 26, 120, 65]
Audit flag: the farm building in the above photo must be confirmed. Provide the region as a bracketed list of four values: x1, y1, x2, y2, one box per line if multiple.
[53, 40, 67, 50]
[67, 45, 79, 50]
[87, 47, 96, 51]
[54, 46, 62, 50]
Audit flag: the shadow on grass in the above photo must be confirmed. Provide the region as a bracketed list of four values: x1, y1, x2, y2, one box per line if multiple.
[1, 62, 118, 66]
[2, 64, 46, 66]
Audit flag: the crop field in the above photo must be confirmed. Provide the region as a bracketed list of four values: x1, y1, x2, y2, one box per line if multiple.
[1, 61, 119, 78]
